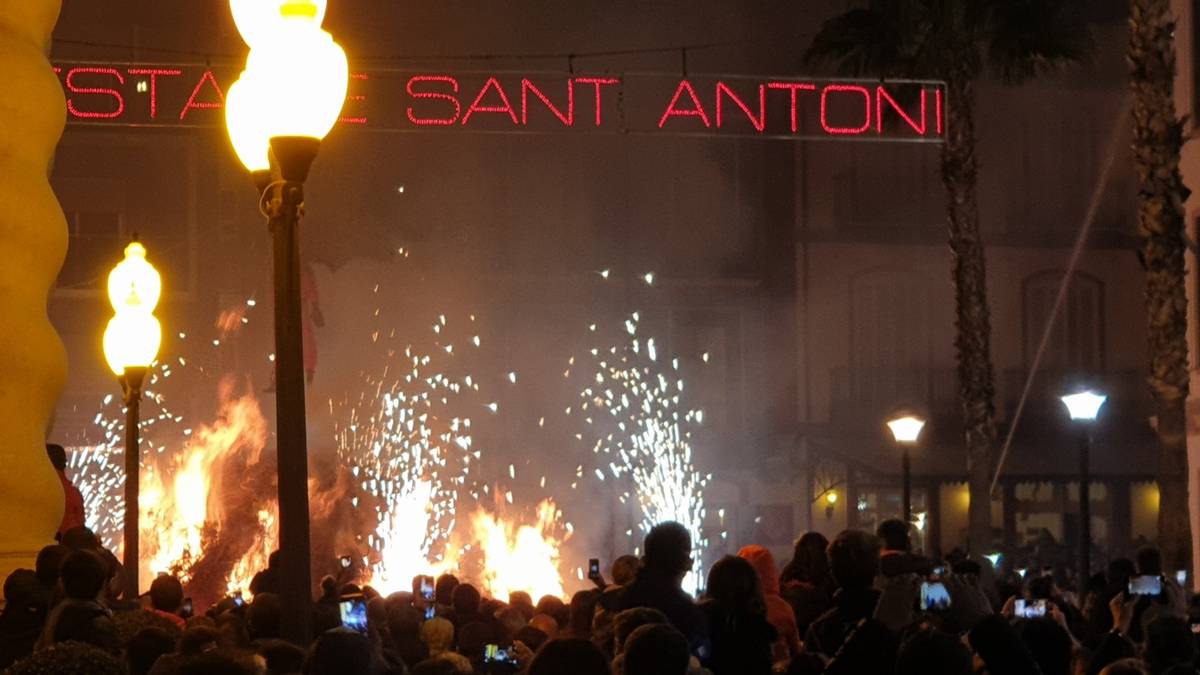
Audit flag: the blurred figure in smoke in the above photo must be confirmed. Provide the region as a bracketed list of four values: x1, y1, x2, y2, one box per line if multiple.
[249, 551, 282, 596]
[779, 532, 835, 637]
[45, 444, 85, 539]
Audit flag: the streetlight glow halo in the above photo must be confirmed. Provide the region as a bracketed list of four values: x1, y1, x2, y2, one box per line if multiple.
[1060, 390, 1107, 422]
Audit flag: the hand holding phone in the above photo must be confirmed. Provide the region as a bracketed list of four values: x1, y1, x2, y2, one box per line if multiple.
[1128, 575, 1163, 596]
[1014, 598, 1046, 618]
[919, 581, 951, 611]
[340, 596, 369, 634]
[587, 558, 606, 588]
[484, 644, 517, 664]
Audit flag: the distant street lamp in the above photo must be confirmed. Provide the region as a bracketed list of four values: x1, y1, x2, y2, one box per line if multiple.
[225, 0, 348, 645]
[887, 414, 926, 524]
[102, 241, 162, 599]
[1061, 390, 1106, 585]
[824, 491, 838, 519]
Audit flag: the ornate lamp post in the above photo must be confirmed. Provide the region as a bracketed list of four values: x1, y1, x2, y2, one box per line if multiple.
[1060, 389, 1106, 585]
[886, 413, 926, 525]
[102, 241, 162, 598]
[225, 0, 348, 645]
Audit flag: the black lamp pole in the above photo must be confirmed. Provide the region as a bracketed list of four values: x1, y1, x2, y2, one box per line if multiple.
[257, 135, 320, 645]
[1078, 429, 1092, 585]
[901, 444, 912, 525]
[121, 365, 147, 600]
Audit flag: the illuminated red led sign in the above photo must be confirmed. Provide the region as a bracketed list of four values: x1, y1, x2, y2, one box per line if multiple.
[52, 62, 944, 142]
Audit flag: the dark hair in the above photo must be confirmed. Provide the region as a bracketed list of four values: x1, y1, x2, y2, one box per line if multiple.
[247, 592, 282, 640]
[319, 575, 338, 599]
[529, 638, 610, 675]
[568, 589, 601, 637]
[623, 623, 689, 675]
[456, 620, 496, 659]
[1085, 628, 1137, 675]
[256, 639, 306, 675]
[611, 555, 640, 586]
[643, 522, 693, 577]
[35, 544, 69, 587]
[149, 574, 184, 612]
[61, 526, 99, 551]
[1027, 575, 1056, 601]
[1135, 547, 1163, 576]
[514, 625, 551, 653]
[46, 443, 67, 471]
[127, 626, 176, 675]
[876, 519, 910, 551]
[780, 532, 830, 585]
[60, 549, 108, 601]
[178, 626, 221, 655]
[435, 573, 460, 606]
[827, 530, 881, 590]
[310, 629, 373, 675]
[451, 583, 481, 617]
[1018, 618, 1074, 675]
[4, 641, 126, 675]
[613, 607, 669, 653]
[950, 559, 981, 576]
[3, 569, 43, 611]
[176, 651, 258, 675]
[536, 595, 569, 628]
[704, 555, 767, 617]
[1145, 616, 1196, 673]
[895, 629, 973, 675]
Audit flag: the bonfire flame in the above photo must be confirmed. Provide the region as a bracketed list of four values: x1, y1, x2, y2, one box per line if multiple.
[468, 498, 566, 601]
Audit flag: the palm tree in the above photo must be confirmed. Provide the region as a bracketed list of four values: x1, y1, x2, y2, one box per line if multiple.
[806, 1, 1090, 551]
[1129, 0, 1192, 572]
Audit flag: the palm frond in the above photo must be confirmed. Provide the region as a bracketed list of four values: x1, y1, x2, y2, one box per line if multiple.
[983, 0, 1093, 83]
[803, 5, 916, 78]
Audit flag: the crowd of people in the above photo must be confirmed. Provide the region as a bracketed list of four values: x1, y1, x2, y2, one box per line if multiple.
[2, 515, 1199, 674]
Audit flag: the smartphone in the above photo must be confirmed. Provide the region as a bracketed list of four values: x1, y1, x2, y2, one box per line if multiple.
[588, 558, 601, 577]
[1014, 599, 1046, 618]
[232, 591, 245, 608]
[1016, 567, 1028, 579]
[484, 644, 517, 664]
[420, 576, 435, 602]
[931, 566, 945, 577]
[339, 596, 369, 633]
[1191, 623, 1200, 635]
[181, 597, 194, 619]
[339, 556, 353, 569]
[1129, 575, 1163, 596]
[919, 581, 951, 611]
[1176, 570, 1188, 586]
[425, 605, 436, 620]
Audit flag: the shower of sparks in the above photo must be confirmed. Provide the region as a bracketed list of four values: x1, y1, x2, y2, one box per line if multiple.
[568, 311, 711, 590]
[332, 315, 488, 593]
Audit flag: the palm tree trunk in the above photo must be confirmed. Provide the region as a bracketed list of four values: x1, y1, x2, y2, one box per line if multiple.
[1130, 0, 1193, 571]
[941, 74, 998, 554]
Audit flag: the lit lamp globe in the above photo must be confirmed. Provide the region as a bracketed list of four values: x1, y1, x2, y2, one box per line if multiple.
[1060, 391, 1107, 422]
[226, 0, 348, 181]
[103, 242, 162, 376]
[887, 415, 926, 444]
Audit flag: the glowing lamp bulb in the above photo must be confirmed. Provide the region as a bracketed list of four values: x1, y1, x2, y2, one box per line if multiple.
[1060, 391, 1107, 422]
[887, 415, 926, 444]
[825, 492, 838, 505]
[107, 242, 161, 314]
[104, 242, 163, 376]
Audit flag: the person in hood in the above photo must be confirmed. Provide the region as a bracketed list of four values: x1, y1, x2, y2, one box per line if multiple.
[738, 545, 802, 664]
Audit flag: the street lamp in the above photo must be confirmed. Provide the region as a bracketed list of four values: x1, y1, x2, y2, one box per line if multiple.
[102, 241, 162, 599]
[225, 0, 348, 645]
[1061, 389, 1106, 585]
[824, 491, 838, 519]
[887, 414, 926, 524]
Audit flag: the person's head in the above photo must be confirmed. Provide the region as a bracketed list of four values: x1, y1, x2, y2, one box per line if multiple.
[950, 559, 982, 576]
[1018, 618, 1074, 675]
[387, 602, 422, 638]
[149, 574, 184, 613]
[175, 651, 258, 675]
[456, 620, 495, 660]
[411, 652, 474, 675]
[828, 530, 881, 590]
[611, 555, 639, 586]
[4, 641, 126, 675]
[35, 544, 69, 588]
[496, 606, 528, 639]
[642, 522, 693, 580]
[1027, 575, 1057, 601]
[530, 613, 560, 639]
[738, 545, 781, 595]
[256, 639, 305, 675]
[60, 549, 108, 601]
[528, 637, 611, 675]
[568, 589, 601, 637]
[215, 612, 251, 650]
[309, 629, 372, 675]
[178, 625, 221, 655]
[536, 595, 569, 627]
[451, 582, 481, 617]
[1086, 629, 1137, 675]
[510, 590, 534, 611]
[783, 531, 830, 583]
[319, 575, 338, 600]
[434, 573, 459, 605]
[895, 628, 973, 675]
[1144, 616, 1195, 673]
[876, 519, 911, 552]
[705, 555, 767, 617]
[1098, 659, 1150, 675]
[1107, 558, 1135, 587]
[420, 616, 455, 654]
[127, 627, 176, 675]
[267, 550, 282, 570]
[3, 569, 44, 614]
[622, 623, 688, 675]
[46, 443, 67, 471]
[247, 592, 282, 639]
[61, 526, 99, 551]
[1135, 547, 1163, 576]
[514, 625, 551, 652]
[612, 607, 668, 654]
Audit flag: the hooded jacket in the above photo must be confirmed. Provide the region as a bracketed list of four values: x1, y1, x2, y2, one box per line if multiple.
[737, 545, 802, 662]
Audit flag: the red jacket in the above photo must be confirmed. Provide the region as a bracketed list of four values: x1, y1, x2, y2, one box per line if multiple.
[738, 545, 803, 662]
[57, 470, 85, 537]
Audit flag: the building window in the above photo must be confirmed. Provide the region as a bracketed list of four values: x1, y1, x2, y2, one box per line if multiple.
[58, 210, 123, 291]
[1022, 271, 1105, 371]
[849, 267, 934, 402]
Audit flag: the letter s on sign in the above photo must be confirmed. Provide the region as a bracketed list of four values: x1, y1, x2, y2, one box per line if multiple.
[407, 76, 461, 126]
[66, 67, 126, 119]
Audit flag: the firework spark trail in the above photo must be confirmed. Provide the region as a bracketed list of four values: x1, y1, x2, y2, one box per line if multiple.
[570, 312, 710, 588]
[332, 314, 487, 593]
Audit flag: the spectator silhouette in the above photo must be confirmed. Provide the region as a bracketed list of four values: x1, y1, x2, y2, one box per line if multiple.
[699, 555, 777, 675]
[804, 530, 881, 657]
[46, 443, 85, 539]
[38, 549, 119, 653]
[617, 521, 707, 652]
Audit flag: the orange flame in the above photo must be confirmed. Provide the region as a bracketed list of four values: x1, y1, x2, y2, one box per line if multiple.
[468, 499, 566, 601]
